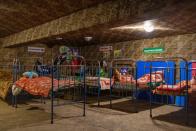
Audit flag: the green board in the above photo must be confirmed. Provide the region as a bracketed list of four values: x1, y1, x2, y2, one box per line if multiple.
[143, 47, 164, 54]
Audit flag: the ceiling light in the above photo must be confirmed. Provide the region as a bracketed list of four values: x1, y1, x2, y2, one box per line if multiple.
[56, 37, 63, 40]
[84, 36, 93, 42]
[143, 21, 154, 32]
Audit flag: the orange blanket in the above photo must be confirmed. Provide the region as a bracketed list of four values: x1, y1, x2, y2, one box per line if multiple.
[117, 72, 163, 89]
[15, 77, 76, 97]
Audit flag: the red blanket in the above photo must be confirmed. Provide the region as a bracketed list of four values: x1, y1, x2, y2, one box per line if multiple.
[153, 80, 191, 95]
[15, 77, 76, 97]
[156, 80, 190, 92]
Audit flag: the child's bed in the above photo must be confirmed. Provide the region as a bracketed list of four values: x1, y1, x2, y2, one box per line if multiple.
[14, 76, 78, 97]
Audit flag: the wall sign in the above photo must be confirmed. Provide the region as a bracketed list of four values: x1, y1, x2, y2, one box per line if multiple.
[99, 46, 113, 52]
[143, 47, 164, 54]
[114, 49, 122, 58]
[28, 46, 45, 53]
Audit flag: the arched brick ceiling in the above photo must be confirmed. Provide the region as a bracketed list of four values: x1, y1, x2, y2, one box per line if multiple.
[43, 0, 196, 46]
[0, 0, 109, 37]
[1, 0, 196, 47]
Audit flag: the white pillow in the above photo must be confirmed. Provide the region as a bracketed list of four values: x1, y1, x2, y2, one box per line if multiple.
[12, 84, 22, 96]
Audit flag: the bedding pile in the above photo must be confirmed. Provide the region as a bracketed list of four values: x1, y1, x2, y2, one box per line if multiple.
[0, 70, 12, 99]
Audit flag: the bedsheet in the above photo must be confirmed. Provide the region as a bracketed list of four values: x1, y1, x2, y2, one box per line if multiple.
[153, 80, 191, 95]
[86, 77, 113, 90]
[85, 72, 164, 90]
[156, 80, 190, 91]
[116, 72, 163, 89]
[15, 76, 79, 97]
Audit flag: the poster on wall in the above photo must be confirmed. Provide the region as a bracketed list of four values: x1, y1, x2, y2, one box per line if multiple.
[99, 46, 112, 60]
[99, 46, 113, 52]
[28, 46, 45, 53]
[114, 49, 122, 58]
[71, 48, 79, 56]
[103, 52, 110, 59]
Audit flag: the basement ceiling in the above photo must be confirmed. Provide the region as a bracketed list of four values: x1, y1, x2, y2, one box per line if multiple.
[42, 0, 196, 46]
[0, 0, 196, 47]
[0, 0, 109, 37]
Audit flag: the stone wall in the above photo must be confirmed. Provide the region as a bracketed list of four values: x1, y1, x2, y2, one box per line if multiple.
[1, 33, 195, 66]
[0, 43, 60, 66]
[81, 33, 196, 62]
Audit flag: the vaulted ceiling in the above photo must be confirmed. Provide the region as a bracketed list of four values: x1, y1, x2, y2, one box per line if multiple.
[0, 0, 108, 37]
[0, 0, 196, 47]
[40, 0, 196, 46]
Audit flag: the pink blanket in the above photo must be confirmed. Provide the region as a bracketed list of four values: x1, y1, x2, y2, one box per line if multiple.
[86, 77, 113, 90]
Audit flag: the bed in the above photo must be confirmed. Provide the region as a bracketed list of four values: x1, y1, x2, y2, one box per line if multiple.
[15, 76, 80, 97]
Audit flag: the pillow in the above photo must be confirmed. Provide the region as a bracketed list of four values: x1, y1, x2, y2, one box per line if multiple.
[12, 84, 22, 96]
[191, 76, 196, 85]
[23, 71, 38, 78]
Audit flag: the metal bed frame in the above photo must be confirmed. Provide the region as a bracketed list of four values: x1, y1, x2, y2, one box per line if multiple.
[149, 56, 189, 124]
[109, 58, 138, 111]
[51, 55, 86, 124]
[12, 57, 44, 108]
[85, 60, 102, 106]
[9, 55, 86, 124]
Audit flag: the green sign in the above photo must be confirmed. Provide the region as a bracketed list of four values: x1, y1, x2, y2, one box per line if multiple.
[143, 47, 164, 54]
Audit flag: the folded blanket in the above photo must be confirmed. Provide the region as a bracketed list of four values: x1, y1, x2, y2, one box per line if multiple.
[0, 70, 12, 99]
[86, 77, 113, 90]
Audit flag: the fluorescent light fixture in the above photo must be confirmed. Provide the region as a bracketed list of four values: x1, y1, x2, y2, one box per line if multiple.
[143, 21, 154, 32]
[84, 36, 93, 42]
